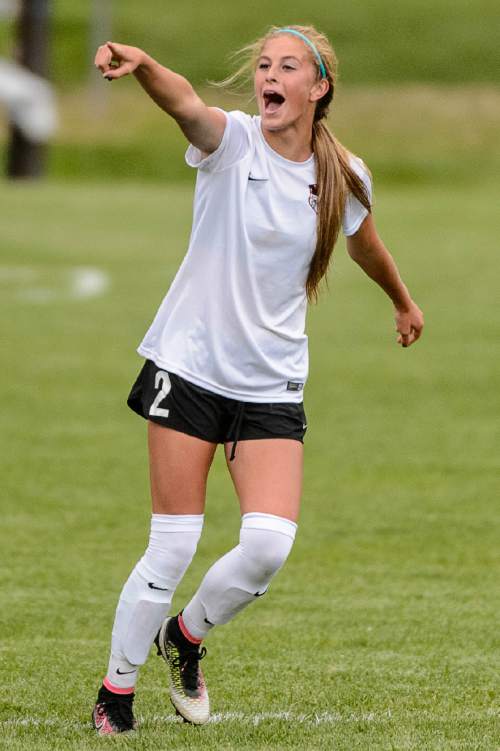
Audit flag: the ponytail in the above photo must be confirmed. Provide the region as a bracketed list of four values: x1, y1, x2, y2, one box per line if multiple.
[307, 120, 372, 304]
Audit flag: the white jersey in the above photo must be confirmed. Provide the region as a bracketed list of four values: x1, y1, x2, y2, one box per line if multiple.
[138, 110, 372, 403]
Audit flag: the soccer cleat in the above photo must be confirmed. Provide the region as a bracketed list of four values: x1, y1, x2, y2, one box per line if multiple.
[155, 616, 210, 725]
[92, 684, 137, 735]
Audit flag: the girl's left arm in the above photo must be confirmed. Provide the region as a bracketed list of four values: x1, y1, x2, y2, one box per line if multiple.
[346, 214, 424, 347]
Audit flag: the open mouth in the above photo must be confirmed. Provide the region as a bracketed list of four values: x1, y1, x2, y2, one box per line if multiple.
[263, 91, 285, 114]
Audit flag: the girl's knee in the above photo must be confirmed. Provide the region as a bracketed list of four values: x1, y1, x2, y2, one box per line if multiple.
[239, 513, 297, 577]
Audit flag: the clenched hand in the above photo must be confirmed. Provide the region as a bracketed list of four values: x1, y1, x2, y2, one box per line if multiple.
[395, 301, 424, 347]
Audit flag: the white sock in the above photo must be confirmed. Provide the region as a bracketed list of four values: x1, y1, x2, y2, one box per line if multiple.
[105, 513, 204, 690]
[181, 512, 297, 641]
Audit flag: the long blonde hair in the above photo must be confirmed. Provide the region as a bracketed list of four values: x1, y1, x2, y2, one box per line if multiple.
[213, 24, 372, 303]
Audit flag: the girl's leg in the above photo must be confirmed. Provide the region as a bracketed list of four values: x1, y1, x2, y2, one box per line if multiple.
[154, 438, 302, 725]
[103, 423, 217, 692]
[148, 421, 218, 515]
[180, 438, 302, 638]
[223, 437, 303, 521]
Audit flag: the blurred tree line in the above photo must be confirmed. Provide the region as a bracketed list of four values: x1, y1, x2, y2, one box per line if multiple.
[0, 1, 498, 183]
[0, 0, 498, 87]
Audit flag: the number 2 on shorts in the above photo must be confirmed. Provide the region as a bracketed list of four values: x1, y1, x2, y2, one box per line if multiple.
[149, 370, 171, 418]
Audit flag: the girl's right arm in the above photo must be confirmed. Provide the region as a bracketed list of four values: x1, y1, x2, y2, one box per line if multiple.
[94, 42, 226, 155]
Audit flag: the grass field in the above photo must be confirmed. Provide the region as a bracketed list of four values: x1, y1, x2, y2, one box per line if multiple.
[0, 177, 499, 749]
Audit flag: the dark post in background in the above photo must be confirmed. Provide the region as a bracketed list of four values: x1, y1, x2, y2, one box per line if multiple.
[7, 0, 51, 178]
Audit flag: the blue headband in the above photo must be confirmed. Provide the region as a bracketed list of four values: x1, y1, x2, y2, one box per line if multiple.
[276, 28, 327, 79]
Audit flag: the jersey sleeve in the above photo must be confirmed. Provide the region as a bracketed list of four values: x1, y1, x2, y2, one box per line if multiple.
[342, 156, 373, 236]
[185, 109, 252, 174]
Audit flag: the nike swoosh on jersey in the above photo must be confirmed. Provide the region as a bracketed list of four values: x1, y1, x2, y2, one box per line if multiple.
[148, 582, 169, 591]
[248, 174, 268, 181]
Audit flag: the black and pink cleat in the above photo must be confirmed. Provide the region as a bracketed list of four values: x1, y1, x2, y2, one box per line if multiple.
[92, 684, 137, 735]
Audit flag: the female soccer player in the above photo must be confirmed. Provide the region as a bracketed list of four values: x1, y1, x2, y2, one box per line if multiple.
[92, 25, 423, 734]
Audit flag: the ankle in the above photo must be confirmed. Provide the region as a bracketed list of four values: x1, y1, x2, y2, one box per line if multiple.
[102, 678, 135, 696]
[169, 613, 203, 648]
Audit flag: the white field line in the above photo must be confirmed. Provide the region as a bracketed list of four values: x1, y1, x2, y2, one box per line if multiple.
[3, 707, 498, 730]
[2, 710, 394, 730]
[0, 265, 110, 302]
[0, 267, 37, 281]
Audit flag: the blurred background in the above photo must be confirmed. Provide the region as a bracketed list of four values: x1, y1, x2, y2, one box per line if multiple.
[1, 2, 499, 747]
[0, 0, 499, 184]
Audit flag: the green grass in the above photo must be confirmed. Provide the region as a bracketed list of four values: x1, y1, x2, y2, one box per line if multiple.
[0, 177, 499, 749]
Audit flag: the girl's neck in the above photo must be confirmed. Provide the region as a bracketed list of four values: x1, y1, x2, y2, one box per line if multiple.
[260, 121, 313, 163]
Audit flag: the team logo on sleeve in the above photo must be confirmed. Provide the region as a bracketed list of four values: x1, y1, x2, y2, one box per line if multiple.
[308, 184, 318, 212]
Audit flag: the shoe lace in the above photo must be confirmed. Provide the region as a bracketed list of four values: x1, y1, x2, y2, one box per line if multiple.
[104, 694, 135, 730]
[173, 646, 207, 692]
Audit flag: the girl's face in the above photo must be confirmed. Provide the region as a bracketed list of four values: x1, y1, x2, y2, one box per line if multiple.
[254, 35, 327, 132]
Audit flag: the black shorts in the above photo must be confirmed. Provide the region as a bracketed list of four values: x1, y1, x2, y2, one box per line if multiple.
[127, 360, 308, 461]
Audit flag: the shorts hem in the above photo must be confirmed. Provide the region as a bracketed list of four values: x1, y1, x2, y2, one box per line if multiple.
[226, 435, 305, 445]
[147, 416, 221, 444]
[147, 418, 304, 445]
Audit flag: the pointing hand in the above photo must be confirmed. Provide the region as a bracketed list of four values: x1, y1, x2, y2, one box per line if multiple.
[94, 42, 144, 80]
